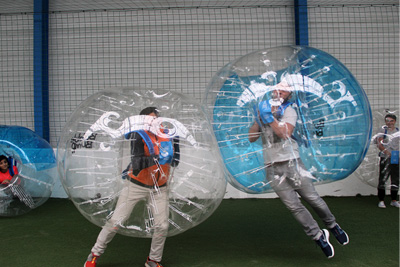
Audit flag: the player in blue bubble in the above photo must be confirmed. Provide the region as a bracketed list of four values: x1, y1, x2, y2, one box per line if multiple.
[0, 155, 18, 185]
[0, 155, 35, 209]
[84, 107, 179, 267]
[248, 80, 349, 258]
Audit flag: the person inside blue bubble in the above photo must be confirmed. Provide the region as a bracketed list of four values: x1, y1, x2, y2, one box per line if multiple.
[0, 155, 18, 185]
[85, 107, 180, 267]
[376, 113, 399, 209]
[248, 80, 349, 259]
[0, 155, 35, 209]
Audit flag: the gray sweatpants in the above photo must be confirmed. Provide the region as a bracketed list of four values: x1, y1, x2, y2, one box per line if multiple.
[266, 160, 337, 240]
[91, 181, 169, 262]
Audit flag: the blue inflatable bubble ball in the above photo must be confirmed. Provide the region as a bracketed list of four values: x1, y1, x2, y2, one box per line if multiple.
[354, 109, 399, 189]
[57, 87, 226, 238]
[203, 46, 372, 194]
[0, 126, 56, 216]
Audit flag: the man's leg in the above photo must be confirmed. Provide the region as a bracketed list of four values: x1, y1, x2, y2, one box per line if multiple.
[271, 163, 321, 240]
[293, 164, 336, 230]
[275, 186, 322, 240]
[148, 186, 169, 262]
[378, 158, 390, 202]
[91, 181, 145, 256]
[390, 163, 399, 201]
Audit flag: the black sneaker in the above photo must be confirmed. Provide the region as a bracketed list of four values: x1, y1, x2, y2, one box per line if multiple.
[329, 224, 349, 245]
[315, 229, 334, 258]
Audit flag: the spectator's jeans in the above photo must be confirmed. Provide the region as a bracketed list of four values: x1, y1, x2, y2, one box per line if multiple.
[378, 157, 399, 201]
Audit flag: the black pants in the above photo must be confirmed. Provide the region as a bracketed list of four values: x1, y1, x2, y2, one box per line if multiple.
[377, 157, 399, 201]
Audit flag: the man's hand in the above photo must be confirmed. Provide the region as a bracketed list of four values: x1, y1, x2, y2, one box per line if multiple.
[258, 100, 274, 124]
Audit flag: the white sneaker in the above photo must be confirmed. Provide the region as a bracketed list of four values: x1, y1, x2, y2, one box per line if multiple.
[390, 201, 400, 208]
[378, 201, 386, 208]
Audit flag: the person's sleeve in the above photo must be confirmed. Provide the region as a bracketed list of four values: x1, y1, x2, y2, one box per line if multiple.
[171, 137, 180, 167]
[282, 106, 297, 127]
[128, 132, 157, 176]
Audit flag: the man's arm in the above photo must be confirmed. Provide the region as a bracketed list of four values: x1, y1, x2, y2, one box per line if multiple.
[249, 122, 261, 143]
[248, 113, 295, 142]
[268, 119, 295, 139]
[250, 111, 295, 142]
[377, 136, 391, 157]
[257, 100, 296, 140]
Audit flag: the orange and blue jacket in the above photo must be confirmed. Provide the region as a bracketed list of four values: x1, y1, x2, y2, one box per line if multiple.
[125, 130, 179, 188]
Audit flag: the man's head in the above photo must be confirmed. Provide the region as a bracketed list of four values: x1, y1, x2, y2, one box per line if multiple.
[0, 155, 9, 172]
[140, 107, 159, 117]
[385, 114, 396, 128]
[385, 114, 396, 122]
[272, 80, 294, 101]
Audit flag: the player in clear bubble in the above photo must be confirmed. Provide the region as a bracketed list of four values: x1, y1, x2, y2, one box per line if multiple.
[376, 113, 399, 208]
[85, 107, 179, 267]
[248, 80, 349, 258]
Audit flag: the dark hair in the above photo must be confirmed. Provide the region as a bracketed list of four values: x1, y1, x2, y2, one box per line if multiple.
[385, 114, 397, 121]
[140, 107, 159, 116]
[0, 155, 8, 163]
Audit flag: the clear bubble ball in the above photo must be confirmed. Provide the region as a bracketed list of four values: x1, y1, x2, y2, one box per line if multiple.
[354, 109, 399, 189]
[203, 46, 372, 194]
[57, 87, 226, 237]
[0, 125, 56, 216]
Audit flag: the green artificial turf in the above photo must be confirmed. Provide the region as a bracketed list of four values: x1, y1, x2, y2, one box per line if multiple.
[1, 196, 398, 267]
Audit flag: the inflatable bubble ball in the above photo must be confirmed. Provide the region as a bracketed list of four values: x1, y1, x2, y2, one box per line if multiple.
[203, 45, 372, 194]
[354, 109, 399, 189]
[57, 87, 227, 238]
[0, 125, 56, 216]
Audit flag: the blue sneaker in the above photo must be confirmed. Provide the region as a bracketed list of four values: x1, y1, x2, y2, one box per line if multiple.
[315, 229, 334, 258]
[330, 224, 349, 245]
